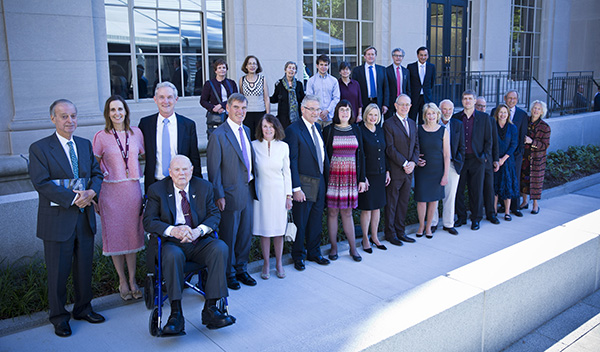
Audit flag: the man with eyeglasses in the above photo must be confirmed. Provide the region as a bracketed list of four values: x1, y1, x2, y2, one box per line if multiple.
[284, 95, 331, 271]
[385, 48, 411, 120]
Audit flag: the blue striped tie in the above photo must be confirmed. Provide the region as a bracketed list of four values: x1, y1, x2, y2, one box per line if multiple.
[67, 141, 79, 178]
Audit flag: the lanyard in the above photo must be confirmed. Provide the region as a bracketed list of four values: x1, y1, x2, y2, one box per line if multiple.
[111, 129, 130, 177]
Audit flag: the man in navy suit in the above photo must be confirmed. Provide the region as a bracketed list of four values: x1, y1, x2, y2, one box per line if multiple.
[351, 46, 389, 116]
[143, 155, 234, 333]
[139, 81, 202, 193]
[207, 93, 257, 290]
[476, 96, 500, 225]
[28, 99, 105, 337]
[407, 46, 436, 124]
[385, 47, 411, 120]
[284, 95, 331, 271]
[491, 90, 528, 216]
[453, 90, 493, 231]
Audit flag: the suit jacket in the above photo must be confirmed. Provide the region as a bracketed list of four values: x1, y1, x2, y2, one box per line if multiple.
[143, 176, 220, 237]
[407, 61, 436, 103]
[284, 119, 330, 190]
[28, 134, 103, 241]
[351, 63, 389, 111]
[491, 106, 528, 157]
[206, 121, 256, 211]
[385, 64, 411, 106]
[444, 118, 466, 173]
[451, 110, 493, 165]
[383, 115, 419, 179]
[138, 112, 202, 193]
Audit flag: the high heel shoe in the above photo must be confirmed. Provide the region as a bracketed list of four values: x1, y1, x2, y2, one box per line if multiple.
[425, 233, 433, 239]
[531, 206, 540, 215]
[350, 251, 362, 262]
[369, 238, 387, 250]
[415, 233, 424, 238]
[363, 246, 373, 254]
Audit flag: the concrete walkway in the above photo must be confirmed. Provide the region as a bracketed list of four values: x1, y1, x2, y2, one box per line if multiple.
[1, 181, 600, 351]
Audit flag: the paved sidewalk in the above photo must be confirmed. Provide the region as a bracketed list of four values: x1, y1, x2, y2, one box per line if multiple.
[1, 182, 600, 351]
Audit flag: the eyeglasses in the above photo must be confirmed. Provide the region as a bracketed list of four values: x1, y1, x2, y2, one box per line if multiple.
[392, 54, 404, 58]
[475, 104, 487, 109]
[303, 107, 322, 113]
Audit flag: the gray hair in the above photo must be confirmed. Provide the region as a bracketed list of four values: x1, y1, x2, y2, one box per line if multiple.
[170, 154, 192, 168]
[284, 61, 297, 71]
[154, 81, 178, 97]
[391, 48, 406, 57]
[227, 92, 248, 106]
[302, 94, 321, 107]
[50, 99, 77, 117]
[505, 90, 519, 99]
[476, 96, 486, 102]
[529, 100, 548, 119]
[439, 99, 454, 109]
[395, 93, 411, 105]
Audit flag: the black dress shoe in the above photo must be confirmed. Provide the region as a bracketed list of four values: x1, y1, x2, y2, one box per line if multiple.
[293, 260, 305, 271]
[455, 219, 467, 227]
[162, 311, 185, 335]
[202, 306, 235, 330]
[54, 321, 71, 337]
[73, 311, 105, 324]
[498, 206, 506, 214]
[307, 256, 330, 265]
[531, 206, 540, 215]
[471, 221, 480, 231]
[328, 253, 338, 261]
[512, 209, 524, 217]
[236, 272, 257, 286]
[520, 204, 529, 210]
[387, 238, 403, 246]
[443, 226, 459, 235]
[431, 225, 437, 233]
[363, 247, 373, 254]
[227, 277, 241, 290]
[350, 251, 362, 262]
[487, 216, 500, 224]
[399, 234, 416, 243]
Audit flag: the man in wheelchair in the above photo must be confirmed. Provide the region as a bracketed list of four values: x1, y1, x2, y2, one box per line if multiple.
[144, 155, 235, 334]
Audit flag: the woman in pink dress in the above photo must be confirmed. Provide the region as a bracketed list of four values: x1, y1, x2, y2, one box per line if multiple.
[93, 95, 145, 300]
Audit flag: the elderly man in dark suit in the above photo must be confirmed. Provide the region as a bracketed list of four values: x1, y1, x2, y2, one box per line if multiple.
[28, 99, 105, 337]
[407, 46, 436, 124]
[284, 94, 331, 270]
[431, 99, 465, 235]
[207, 93, 257, 290]
[352, 46, 389, 116]
[385, 47, 411, 120]
[139, 81, 202, 193]
[144, 155, 234, 334]
[491, 90, 527, 216]
[453, 90, 493, 230]
[384, 94, 419, 245]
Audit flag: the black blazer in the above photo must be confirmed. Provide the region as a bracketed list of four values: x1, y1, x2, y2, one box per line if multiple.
[351, 63, 389, 111]
[359, 122, 388, 175]
[138, 112, 202, 193]
[28, 134, 103, 241]
[451, 110, 492, 165]
[322, 124, 366, 183]
[385, 64, 411, 107]
[143, 176, 221, 237]
[407, 61, 436, 103]
[270, 78, 305, 129]
[284, 119, 330, 189]
[491, 106, 528, 157]
[199, 78, 238, 113]
[444, 118, 466, 173]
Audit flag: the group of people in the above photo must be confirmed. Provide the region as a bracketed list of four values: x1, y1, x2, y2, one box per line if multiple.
[28, 45, 552, 338]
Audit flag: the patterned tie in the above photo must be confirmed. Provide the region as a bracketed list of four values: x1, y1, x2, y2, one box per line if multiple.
[402, 118, 410, 137]
[311, 124, 323, 174]
[238, 127, 251, 182]
[396, 66, 402, 96]
[162, 118, 171, 177]
[67, 141, 79, 178]
[179, 190, 193, 227]
[368, 65, 376, 99]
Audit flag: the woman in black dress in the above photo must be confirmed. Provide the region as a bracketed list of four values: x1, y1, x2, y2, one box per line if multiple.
[270, 61, 305, 129]
[358, 104, 390, 253]
[414, 103, 450, 238]
[493, 104, 519, 221]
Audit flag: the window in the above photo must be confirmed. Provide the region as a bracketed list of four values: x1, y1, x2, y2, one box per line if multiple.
[509, 0, 541, 78]
[302, 0, 374, 79]
[105, 0, 226, 101]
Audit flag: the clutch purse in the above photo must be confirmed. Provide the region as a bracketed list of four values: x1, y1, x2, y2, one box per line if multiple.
[284, 211, 297, 242]
[299, 174, 320, 203]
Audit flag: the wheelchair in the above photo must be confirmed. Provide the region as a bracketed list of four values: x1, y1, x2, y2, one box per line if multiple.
[143, 234, 229, 337]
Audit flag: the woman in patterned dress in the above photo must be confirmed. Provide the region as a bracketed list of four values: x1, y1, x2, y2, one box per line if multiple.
[93, 95, 145, 300]
[322, 100, 366, 262]
[520, 100, 551, 214]
[239, 55, 270, 139]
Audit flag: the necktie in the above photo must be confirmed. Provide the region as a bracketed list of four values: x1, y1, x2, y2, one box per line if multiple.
[67, 141, 79, 178]
[238, 127, 251, 182]
[396, 66, 402, 96]
[162, 119, 171, 177]
[311, 124, 323, 174]
[419, 64, 425, 84]
[179, 190, 193, 227]
[368, 65, 376, 99]
[402, 118, 409, 137]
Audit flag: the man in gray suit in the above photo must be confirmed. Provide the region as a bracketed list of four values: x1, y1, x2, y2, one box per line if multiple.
[28, 99, 105, 337]
[207, 93, 257, 290]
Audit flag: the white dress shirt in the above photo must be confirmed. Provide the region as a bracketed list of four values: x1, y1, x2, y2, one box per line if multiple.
[164, 182, 212, 238]
[155, 113, 178, 180]
[418, 62, 426, 94]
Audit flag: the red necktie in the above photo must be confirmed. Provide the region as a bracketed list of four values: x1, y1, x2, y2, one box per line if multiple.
[396, 66, 402, 96]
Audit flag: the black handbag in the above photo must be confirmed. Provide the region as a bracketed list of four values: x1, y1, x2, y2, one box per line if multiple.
[205, 80, 230, 126]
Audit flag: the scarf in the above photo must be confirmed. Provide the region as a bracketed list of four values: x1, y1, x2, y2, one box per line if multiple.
[497, 121, 509, 140]
[283, 77, 299, 123]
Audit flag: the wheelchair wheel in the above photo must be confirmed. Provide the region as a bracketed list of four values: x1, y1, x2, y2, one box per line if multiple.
[149, 308, 160, 336]
[144, 275, 155, 310]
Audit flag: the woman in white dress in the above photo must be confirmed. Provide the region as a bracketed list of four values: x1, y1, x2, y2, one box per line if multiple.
[252, 114, 293, 279]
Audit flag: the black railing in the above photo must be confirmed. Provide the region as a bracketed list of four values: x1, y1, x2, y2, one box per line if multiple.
[547, 71, 595, 117]
[432, 70, 531, 109]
